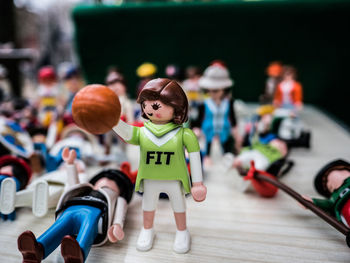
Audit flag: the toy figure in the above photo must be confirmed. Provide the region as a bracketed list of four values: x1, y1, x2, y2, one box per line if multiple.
[0, 155, 32, 220]
[136, 62, 157, 97]
[182, 66, 202, 104]
[36, 66, 61, 127]
[111, 78, 206, 253]
[0, 64, 11, 103]
[17, 147, 134, 263]
[165, 64, 184, 84]
[307, 159, 350, 226]
[62, 65, 84, 121]
[193, 63, 240, 161]
[273, 65, 303, 110]
[259, 61, 282, 104]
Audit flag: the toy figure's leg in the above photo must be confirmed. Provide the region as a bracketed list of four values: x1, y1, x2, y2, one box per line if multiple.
[0, 177, 20, 220]
[36, 207, 78, 258]
[137, 180, 159, 251]
[61, 205, 101, 262]
[32, 181, 49, 217]
[166, 181, 190, 254]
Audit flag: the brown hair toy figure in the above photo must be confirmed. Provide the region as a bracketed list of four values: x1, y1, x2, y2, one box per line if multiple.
[111, 78, 206, 254]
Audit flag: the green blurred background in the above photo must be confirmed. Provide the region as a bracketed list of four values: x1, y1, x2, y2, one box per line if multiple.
[72, 0, 350, 127]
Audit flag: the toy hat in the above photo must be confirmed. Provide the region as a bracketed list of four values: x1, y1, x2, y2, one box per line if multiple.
[267, 61, 282, 77]
[256, 105, 275, 116]
[90, 169, 134, 203]
[38, 66, 56, 82]
[314, 159, 350, 197]
[63, 65, 80, 80]
[199, 65, 234, 90]
[0, 117, 34, 158]
[136, 63, 157, 78]
[0, 155, 32, 189]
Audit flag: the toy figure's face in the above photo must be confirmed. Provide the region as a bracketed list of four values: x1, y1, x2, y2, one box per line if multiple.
[142, 100, 174, 125]
[65, 77, 82, 93]
[327, 170, 350, 193]
[208, 89, 225, 101]
[93, 177, 120, 195]
[0, 165, 13, 176]
[108, 82, 126, 97]
[257, 114, 273, 133]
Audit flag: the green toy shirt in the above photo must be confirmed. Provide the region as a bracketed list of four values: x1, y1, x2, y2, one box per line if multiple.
[126, 121, 200, 193]
[312, 177, 350, 221]
[241, 142, 283, 164]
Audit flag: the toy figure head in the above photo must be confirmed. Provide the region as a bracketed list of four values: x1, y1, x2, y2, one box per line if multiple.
[0, 155, 32, 190]
[266, 61, 282, 78]
[64, 66, 83, 93]
[185, 66, 201, 79]
[137, 78, 188, 125]
[90, 169, 134, 203]
[314, 159, 350, 197]
[106, 71, 127, 97]
[38, 66, 56, 86]
[199, 64, 233, 100]
[281, 65, 297, 81]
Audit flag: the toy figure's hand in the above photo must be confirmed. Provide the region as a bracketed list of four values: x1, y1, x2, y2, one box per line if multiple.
[298, 195, 313, 209]
[108, 224, 125, 243]
[62, 147, 76, 165]
[191, 182, 207, 202]
[192, 127, 201, 138]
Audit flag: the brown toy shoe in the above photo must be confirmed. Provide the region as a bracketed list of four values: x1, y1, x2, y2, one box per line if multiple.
[17, 230, 44, 263]
[61, 235, 84, 263]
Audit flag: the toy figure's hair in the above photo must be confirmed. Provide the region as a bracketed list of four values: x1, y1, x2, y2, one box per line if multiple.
[137, 78, 188, 125]
[282, 65, 297, 79]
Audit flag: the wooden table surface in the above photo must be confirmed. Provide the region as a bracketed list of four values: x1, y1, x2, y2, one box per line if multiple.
[1, 106, 350, 263]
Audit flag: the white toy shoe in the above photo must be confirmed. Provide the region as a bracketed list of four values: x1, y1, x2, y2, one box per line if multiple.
[173, 229, 191, 254]
[136, 227, 155, 252]
[0, 177, 16, 214]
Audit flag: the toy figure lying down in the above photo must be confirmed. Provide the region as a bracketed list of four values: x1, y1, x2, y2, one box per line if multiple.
[243, 159, 350, 247]
[0, 156, 87, 219]
[17, 147, 135, 263]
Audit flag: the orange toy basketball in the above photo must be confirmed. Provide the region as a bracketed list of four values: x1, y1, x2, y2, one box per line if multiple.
[72, 84, 121, 134]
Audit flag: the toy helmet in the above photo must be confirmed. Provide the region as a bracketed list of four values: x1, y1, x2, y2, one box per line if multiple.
[0, 155, 32, 189]
[90, 169, 134, 203]
[199, 64, 234, 90]
[314, 159, 350, 197]
[266, 61, 282, 78]
[136, 62, 157, 78]
[38, 66, 56, 82]
[256, 105, 275, 116]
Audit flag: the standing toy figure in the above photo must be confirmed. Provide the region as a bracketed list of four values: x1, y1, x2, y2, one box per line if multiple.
[36, 66, 61, 127]
[17, 148, 134, 263]
[112, 79, 207, 253]
[193, 63, 240, 161]
[273, 66, 303, 110]
[260, 61, 282, 104]
[72, 79, 206, 253]
[136, 62, 157, 97]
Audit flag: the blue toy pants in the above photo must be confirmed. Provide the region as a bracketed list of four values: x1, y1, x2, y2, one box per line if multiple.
[37, 205, 101, 261]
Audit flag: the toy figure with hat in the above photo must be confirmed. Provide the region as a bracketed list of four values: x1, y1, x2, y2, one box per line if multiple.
[36, 66, 61, 127]
[136, 62, 157, 97]
[260, 61, 283, 104]
[17, 147, 135, 263]
[192, 62, 240, 162]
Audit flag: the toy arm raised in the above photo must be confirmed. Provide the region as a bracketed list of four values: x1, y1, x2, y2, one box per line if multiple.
[112, 120, 133, 142]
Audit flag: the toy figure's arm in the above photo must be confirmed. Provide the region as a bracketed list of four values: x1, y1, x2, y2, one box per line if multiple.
[184, 129, 207, 202]
[62, 147, 80, 187]
[294, 82, 303, 109]
[112, 120, 139, 145]
[273, 85, 282, 107]
[108, 196, 128, 243]
[311, 197, 334, 213]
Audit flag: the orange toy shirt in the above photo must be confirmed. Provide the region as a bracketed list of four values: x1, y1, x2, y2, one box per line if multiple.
[273, 80, 303, 107]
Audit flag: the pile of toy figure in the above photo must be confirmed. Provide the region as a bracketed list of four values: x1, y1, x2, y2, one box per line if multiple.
[0, 60, 349, 263]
